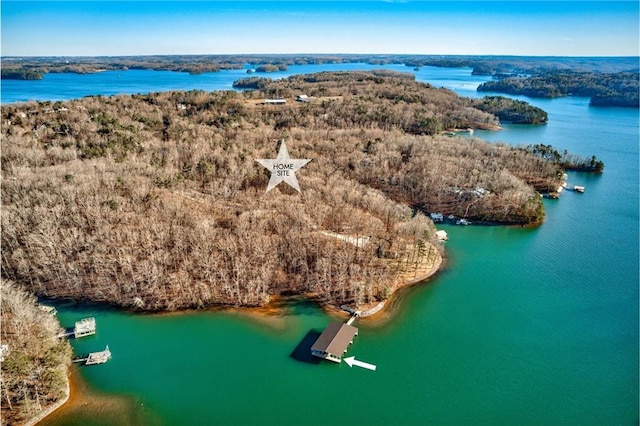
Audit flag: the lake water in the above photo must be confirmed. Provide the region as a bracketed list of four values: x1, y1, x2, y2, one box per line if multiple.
[1, 63, 489, 104]
[6, 65, 637, 425]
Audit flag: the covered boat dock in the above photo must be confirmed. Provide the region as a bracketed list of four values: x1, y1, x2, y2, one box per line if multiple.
[310, 322, 358, 363]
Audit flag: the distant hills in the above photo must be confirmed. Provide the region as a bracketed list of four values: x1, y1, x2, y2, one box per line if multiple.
[2, 54, 638, 74]
[3, 54, 637, 107]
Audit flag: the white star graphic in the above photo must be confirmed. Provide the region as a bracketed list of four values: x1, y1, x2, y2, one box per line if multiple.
[255, 140, 311, 193]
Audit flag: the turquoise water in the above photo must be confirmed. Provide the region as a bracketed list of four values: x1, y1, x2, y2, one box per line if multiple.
[13, 66, 639, 424]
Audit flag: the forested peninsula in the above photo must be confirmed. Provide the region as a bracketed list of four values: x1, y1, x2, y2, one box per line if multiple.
[2, 71, 599, 312]
[478, 71, 639, 107]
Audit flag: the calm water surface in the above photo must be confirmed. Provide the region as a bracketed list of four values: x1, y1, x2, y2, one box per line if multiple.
[1, 63, 474, 104]
[11, 66, 638, 425]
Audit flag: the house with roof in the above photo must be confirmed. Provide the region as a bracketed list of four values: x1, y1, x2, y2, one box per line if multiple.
[310, 322, 358, 363]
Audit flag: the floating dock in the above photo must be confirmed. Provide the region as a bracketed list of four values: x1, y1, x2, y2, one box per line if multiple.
[73, 345, 111, 366]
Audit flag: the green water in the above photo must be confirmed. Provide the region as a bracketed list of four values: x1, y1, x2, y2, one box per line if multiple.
[51, 182, 639, 424]
[43, 76, 639, 425]
[52, 213, 638, 425]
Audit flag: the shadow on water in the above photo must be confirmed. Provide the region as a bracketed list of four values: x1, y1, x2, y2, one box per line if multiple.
[290, 330, 322, 364]
[260, 293, 324, 316]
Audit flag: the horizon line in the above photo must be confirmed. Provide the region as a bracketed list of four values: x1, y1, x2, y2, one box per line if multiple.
[3, 53, 639, 59]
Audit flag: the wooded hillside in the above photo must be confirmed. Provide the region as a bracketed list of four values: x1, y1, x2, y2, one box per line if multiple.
[1, 281, 71, 425]
[478, 71, 639, 107]
[2, 71, 566, 311]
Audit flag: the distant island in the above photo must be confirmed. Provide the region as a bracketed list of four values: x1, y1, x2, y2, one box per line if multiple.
[2, 54, 638, 107]
[1, 70, 603, 314]
[478, 71, 639, 107]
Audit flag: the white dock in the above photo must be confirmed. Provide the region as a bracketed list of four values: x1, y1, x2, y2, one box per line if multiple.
[346, 313, 359, 326]
[74, 317, 96, 338]
[86, 345, 111, 365]
[73, 345, 111, 366]
[58, 317, 97, 339]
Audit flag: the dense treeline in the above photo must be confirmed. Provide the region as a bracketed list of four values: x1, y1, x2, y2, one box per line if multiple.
[1, 69, 44, 80]
[1, 281, 71, 425]
[2, 71, 569, 311]
[255, 64, 288, 73]
[478, 71, 640, 107]
[234, 71, 502, 133]
[232, 77, 272, 90]
[2, 54, 637, 79]
[472, 96, 548, 124]
[523, 144, 604, 173]
[1, 56, 244, 77]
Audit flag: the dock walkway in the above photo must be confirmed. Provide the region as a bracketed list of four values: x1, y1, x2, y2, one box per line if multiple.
[346, 313, 359, 325]
[73, 345, 111, 366]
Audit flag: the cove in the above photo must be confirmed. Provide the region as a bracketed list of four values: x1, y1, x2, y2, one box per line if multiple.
[16, 65, 639, 425]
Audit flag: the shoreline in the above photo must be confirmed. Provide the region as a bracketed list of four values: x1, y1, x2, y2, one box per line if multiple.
[40, 241, 446, 325]
[35, 364, 145, 426]
[23, 366, 70, 426]
[106, 242, 445, 330]
[32, 243, 444, 424]
[318, 242, 445, 325]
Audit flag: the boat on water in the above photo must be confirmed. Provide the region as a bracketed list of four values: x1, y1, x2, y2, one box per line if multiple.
[573, 185, 585, 193]
[456, 218, 471, 226]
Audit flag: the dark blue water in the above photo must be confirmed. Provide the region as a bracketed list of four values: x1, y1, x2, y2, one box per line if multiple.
[8, 65, 638, 425]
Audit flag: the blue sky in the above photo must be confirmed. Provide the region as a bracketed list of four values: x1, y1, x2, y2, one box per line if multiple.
[1, 1, 638, 56]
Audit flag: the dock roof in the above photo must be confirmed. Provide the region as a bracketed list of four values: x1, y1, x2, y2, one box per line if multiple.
[311, 322, 358, 358]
